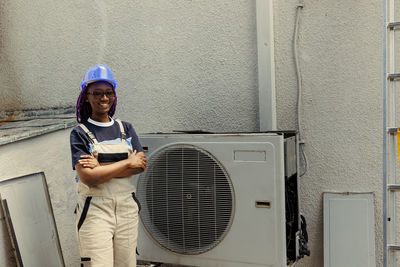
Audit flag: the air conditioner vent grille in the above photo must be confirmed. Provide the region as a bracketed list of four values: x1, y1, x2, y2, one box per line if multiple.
[137, 144, 234, 255]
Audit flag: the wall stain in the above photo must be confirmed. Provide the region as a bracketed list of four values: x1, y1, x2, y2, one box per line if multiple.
[0, 0, 23, 112]
[0, 115, 18, 127]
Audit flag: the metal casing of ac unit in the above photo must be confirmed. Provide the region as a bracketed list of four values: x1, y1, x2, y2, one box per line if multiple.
[133, 133, 287, 267]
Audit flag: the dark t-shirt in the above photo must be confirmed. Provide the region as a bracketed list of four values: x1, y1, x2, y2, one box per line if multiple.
[70, 119, 143, 170]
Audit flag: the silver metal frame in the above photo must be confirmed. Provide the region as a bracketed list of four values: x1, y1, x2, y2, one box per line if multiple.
[383, 0, 400, 265]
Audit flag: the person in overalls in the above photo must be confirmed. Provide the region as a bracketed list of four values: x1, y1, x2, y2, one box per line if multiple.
[70, 64, 147, 267]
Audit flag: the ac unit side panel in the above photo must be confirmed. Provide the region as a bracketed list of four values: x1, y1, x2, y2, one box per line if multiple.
[187, 142, 286, 265]
[134, 135, 286, 267]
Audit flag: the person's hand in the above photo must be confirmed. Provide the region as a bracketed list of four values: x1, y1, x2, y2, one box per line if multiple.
[128, 150, 147, 170]
[78, 154, 100, 169]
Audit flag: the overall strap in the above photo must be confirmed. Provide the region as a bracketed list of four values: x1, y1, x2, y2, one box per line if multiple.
[115, 119, 127, 140]
[78, 124, 99, 144]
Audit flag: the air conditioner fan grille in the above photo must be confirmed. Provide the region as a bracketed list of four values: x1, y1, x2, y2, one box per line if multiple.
[137, 144, 234, 255]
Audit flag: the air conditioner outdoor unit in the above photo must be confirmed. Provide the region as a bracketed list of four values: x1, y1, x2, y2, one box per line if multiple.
[133, 132, 307, 267]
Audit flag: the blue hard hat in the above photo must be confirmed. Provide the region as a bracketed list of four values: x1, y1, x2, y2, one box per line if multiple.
[81, 64, 118, 90]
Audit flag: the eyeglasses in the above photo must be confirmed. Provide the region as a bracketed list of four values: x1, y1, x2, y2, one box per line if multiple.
[87, 91, 115, 99]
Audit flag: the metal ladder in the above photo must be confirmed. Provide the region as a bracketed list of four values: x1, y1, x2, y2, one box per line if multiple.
[384, 0, 400, 266]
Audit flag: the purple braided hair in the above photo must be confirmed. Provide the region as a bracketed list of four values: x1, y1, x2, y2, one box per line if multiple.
[75, 85, 118, 123]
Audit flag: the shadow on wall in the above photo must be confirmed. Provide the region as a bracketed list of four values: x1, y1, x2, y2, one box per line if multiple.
[0, 1, 22, 112]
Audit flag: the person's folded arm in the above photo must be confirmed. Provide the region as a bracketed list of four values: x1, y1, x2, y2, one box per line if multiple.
[115, 167, 144, 178]
[76, 151, 146, 186]
[115, 152, 146, 177]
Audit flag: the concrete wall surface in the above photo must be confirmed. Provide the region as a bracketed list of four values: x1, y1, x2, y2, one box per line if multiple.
[0, 0, 385, 267]
[275, 1, 382, 266]
[0, 0, 259, 133]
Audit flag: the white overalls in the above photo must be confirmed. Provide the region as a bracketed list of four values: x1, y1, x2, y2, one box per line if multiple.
[75, 119, 140, 267]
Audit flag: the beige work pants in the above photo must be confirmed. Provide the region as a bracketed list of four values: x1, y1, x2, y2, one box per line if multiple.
[76, 193, 139, 267]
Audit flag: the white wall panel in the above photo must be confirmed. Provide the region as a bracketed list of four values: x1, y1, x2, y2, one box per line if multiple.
[324, 193, 376, 267]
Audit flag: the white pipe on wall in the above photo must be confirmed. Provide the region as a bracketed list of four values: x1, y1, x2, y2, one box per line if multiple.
[256, 0, 276, 131]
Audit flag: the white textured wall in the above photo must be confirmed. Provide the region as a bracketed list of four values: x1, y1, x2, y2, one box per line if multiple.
[0, 1, 384, 267]
[275, 1, 382, 266]
[0, 0, 259, 133]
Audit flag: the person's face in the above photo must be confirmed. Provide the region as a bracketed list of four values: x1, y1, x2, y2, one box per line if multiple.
[86, 81, 115, 119]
